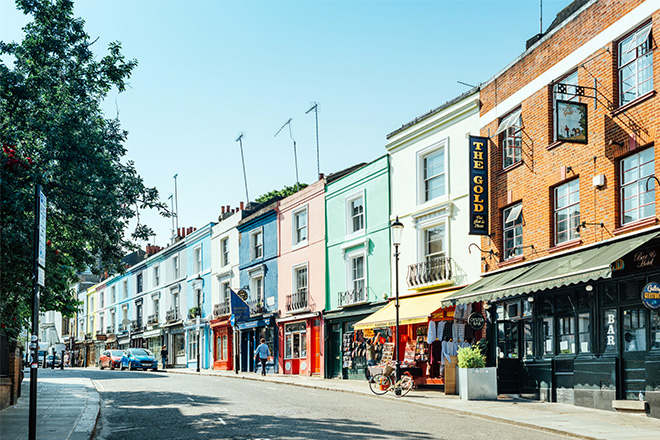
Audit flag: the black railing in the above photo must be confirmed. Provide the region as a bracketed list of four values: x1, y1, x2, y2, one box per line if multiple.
[407, 256, 453, 288]
[166, 309, 180, 323]
[106, 326, 114, 334]
[131, 320, 142, 331]
[285, 288, 308, 312]
[214, 299, 231, 317]
[338, 288, 365, 307]
[147, 314, 158, 325]
[247, 298, 267, 315]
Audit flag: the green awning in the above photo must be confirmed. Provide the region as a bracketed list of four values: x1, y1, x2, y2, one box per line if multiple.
[442, 230, 660, 306]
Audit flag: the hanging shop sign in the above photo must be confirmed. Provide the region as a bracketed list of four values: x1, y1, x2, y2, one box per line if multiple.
[604, 310, 617, 351]
[467, 312, 486, 331]
[641, 282, 660, 310]
[556, 100, 588, 144]
[469, 135, 489, 235]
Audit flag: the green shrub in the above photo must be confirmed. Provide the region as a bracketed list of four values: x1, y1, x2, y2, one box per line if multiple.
[457, 344, 486, 369]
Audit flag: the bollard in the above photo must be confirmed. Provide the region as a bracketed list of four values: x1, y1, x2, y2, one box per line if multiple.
[61, 351, 64, 370]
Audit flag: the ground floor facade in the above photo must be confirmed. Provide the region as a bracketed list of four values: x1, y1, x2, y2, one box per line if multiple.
[276, 313, 323, 376]
[236, 314, 278, 374]
[211, 317, 233, 371]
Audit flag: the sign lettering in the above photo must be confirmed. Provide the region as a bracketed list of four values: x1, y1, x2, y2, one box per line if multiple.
[604, 310, 617, 351]
[467, 312, 486, 331]
[469, 136, 489, 235]
[641, 282, 660, 310]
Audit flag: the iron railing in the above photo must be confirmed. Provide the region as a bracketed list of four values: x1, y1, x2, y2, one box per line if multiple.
[166, 309, 180, 323]
[214, 299, 231, 317]
[147, 314, 158, 325]
[131, 320, 142, 331]
[247, 298, 267, 315]
[338, 288, 365, 307]
[406, 256, 453, 288]
[286, 288, 308, 312]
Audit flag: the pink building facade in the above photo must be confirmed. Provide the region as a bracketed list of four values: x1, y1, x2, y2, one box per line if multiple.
[276, 180, 326, 376]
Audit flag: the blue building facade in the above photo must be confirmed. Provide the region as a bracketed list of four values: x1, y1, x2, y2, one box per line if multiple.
[236, 200, 280, 373]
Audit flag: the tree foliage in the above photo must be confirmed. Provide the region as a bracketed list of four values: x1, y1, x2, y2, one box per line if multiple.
[0, 0, 168, 338]
[254, 183, 308, 205]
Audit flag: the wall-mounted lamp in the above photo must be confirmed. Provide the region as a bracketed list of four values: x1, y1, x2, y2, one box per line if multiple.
[608, 139, 624, 148]
[576, 221, 604, 233]
[527, 296, 535, 303]
[585, 284, 593, 292]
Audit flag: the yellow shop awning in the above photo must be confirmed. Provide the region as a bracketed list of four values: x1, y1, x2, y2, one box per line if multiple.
[353, 290, 457, 330]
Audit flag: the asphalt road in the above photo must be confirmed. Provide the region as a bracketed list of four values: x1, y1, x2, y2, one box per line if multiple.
[76, 369, 572, 440]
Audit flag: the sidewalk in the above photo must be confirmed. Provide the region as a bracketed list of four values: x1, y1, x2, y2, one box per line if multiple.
[0, 370, 99, 440]
[167, 367, 660, 440]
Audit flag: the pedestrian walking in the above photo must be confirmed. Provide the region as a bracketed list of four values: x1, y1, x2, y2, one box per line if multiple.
[254, 338, 270, 376]
[160, 345, 168, 370]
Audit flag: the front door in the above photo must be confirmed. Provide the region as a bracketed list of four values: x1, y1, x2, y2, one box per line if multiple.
[621, 307, 647, 399]
[311, 318, 321, 374]
[330, 324, 342, 378]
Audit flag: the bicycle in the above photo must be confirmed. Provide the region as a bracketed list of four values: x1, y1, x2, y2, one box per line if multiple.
[368, 365, 414, 397]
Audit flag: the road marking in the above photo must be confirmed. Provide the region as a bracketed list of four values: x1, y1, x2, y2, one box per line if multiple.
[218, 417, 226, 425]
[187, 397, 194, 401]
[93, 380, 104, 391]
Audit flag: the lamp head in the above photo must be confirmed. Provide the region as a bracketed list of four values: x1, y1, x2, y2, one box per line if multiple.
[391, 216, 404, 246]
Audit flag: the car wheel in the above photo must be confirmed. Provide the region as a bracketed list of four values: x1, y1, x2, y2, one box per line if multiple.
[120, 363, 126, 371]
[129, 362, 135, 371]
[100, 363, 104, 370]
[110, 363, 115, 370]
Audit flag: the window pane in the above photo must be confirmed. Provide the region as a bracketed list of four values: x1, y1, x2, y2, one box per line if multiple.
[623, 309, 647, 352]
[578, 313, 590, 353]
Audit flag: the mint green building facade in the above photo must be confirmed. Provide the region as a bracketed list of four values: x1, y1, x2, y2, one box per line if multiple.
[324, 155, 390, 379]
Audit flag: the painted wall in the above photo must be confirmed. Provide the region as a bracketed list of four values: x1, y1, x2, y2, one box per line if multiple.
[211, 210, 242, 305]
[325, 155, 391, 311]
[386, 91, 482, 297]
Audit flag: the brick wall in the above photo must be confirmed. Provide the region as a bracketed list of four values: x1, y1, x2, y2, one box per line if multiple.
[479, 0, 660, 271]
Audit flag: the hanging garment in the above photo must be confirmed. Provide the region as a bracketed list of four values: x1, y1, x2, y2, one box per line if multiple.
[453, 323, 466, 342]
[427, 320, 437, 344]
[443, 322, 453, 341]
[441, 339, 452, 364]
[429, 339, 443, 378]
[436, 321, 446, 342]
[453, 303, 465, 321]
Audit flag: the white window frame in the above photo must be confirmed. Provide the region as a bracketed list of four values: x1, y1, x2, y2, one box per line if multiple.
[554, 179, 580, 245]
[620, 147, 655, 225]
[110, 286, 116, 304]
[100, 291, 104, 308]
[123, 280, 128, 299]
[499, 109, 522, 168]
[293, 263, 308, 295]
[220, 237, 230, 267]
[423, 224, 447, 261]
[172, 255, 180, 279]
[188, 334, 197, 360]
[503, 203, 523, 260]
[193, 246, 202, 274]
[345, 249, 367, 299]
[250, 275, 264, 305]
[292, 205, 309, 248]
[250, 228, 264, 260]
[345, 191, 366, 237]
[153, 265, 160, 287]
[618, 22, 653, 106]
[220, 279, 231, 302]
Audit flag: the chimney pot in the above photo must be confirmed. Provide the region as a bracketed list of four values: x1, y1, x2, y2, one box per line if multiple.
[240, 201, 244, 210]
[221, 206, 225, 214]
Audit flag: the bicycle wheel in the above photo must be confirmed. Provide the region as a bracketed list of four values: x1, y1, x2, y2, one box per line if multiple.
[369, 373, 392, 395]
[398, 375, 414, 397]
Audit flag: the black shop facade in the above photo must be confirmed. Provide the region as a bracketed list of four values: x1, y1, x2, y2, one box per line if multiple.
[442, 229, 660, 418]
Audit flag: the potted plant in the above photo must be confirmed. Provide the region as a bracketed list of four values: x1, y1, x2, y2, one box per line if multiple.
[456, 341, 497, 400]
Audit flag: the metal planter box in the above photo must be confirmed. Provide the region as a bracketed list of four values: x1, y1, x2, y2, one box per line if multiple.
[457, 367, 498, 400]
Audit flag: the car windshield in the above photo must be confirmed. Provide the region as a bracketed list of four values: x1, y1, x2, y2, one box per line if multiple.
[110, 350, 124, 356]
[131, 349, 149, 356]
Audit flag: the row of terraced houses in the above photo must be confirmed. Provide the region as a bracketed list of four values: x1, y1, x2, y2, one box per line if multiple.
[55, 0, 660, 417]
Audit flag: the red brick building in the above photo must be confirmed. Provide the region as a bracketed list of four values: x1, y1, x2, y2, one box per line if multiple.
[445, 0, 660, 416]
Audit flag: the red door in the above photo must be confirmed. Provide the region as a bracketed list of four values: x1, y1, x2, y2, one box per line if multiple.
[311, 318, 321, 374]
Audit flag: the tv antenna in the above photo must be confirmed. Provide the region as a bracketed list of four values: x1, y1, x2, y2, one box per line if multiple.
[306, 102, 320, 178]
[173, 174, 179, 232]
[275, 118, 299, 185]
[168, 194, 175, 242]
[235, 132, 250, 204]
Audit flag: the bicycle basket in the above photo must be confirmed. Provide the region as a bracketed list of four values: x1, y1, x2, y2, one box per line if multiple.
[383, 365, 394, 376]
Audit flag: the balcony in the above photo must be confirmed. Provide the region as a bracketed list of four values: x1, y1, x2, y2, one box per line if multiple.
[131, 320, 142, 332]
[213, 299, 231, 318]
[166, 308, 180, 323]
[147, 314, 159, 326]
[338, 288, 366, 307]
[117, 323, 127, 333]
[247, 298, 267, 315]
[407, 256, 453, 289]
[285, 288, 309, 313]
[106, 325, 114, 334]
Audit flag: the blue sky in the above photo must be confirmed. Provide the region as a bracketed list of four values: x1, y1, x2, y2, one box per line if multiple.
[1, 0, 572, 245]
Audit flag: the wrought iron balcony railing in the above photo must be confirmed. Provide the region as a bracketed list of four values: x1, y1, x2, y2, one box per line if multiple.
[338, 288, 366, 307]
[214, 299, 231, 317]
[285, 288, 309, 312]
[407, 256, 453, 288]
[106, 326, 114, 334]
[147, 314, 158, 325]
[131, 320, 142, 331]
[247, 298, 267, 315]
[166, 308, 180, 323]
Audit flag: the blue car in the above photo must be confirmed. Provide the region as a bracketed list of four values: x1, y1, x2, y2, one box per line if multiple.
[120, 348, 158, 371]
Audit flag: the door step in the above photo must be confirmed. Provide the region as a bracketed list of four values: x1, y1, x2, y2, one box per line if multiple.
[612, 400, 647, 414]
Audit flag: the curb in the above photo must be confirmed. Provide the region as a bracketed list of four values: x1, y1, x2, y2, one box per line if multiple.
[71, 379, 101, 440]
[165, 369, 597, 440]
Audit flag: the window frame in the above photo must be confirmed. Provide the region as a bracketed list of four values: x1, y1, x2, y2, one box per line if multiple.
[345, 193, 365, 236]
[346, 250, 366, 298]
[153, 265, 160, 287]
[553, 178, 580, 245]
[618, 22, 653, 107]
[502, 202, 523, 260]
[193, 246, 202, 273]
[292, 206, 309, 247]
[173, 255, 180, 279]
[220, 237, 230, 267]
[424, 224, 446, 261]
[250, 228, 264, 261]
[620, 147, 655, 226]
[500, 108, 523, 169]
[422, 147, 446, 202]
[136, 273, 143, 294]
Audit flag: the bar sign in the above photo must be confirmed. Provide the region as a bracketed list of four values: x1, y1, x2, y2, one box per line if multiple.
[469, 136, 489, 235]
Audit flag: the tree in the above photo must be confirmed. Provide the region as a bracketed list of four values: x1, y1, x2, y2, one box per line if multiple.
[254, 183, 308, 205]
[0, 0, 168, 339]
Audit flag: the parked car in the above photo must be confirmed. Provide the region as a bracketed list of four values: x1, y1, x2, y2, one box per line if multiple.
[45, 355, 61, 368]
[120, 348, 158, 371]
[38, 350, 46, 367]
[99, 350, 124, 370]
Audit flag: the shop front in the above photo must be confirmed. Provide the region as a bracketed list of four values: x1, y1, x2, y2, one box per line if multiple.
[236, 316, 277, 374]
[211, 317, 233, 371]
[444, 229, 660, 418]
[117, 335, 130, 351]
[277, 313, 323, 376]
[143, 328, 162, 356]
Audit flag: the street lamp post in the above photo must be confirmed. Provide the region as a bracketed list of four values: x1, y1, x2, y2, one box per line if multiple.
[195, 275, 203, 373]
[391, 216, 404, 390]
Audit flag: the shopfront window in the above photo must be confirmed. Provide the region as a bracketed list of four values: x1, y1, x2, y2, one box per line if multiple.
[523, 321, 533, 357]
[578, 313, 591, 353]
[651, 310, 660, 350]
[543, 317, 554, 355]
[284, 322, 307, 359]
[558, 316, 576, 354]
[497, 321, 519, 359]
[216, 334, 228, 361]
[623, 308, 646, 352]
[175, 333, 185, 357]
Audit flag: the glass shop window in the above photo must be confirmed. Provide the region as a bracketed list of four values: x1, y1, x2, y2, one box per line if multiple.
[543, 317, 554, 355]
[578, 313, 591, 353]
[623, 308, 647, 352]
[603, 284, 617, 305]
[651, 310, 660, 350]
[558, 316, 576, 354]
[497, 321, 519, 359]
[523, 321, 533, 357]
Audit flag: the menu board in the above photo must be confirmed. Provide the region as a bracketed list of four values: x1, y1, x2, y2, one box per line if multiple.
[403, 340, 416, 363]
[381, 343, 394, 363]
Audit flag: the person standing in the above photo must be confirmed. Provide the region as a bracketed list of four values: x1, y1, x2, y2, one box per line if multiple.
[160, 345, 168, 370]
[254, 338, 270, 376]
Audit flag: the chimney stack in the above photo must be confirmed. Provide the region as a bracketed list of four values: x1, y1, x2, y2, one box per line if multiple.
[221, 206, 225, 214]
[240, 201, 244, 210]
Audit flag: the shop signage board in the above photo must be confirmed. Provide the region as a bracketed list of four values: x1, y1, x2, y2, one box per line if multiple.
[467, 312, 486, 331]
[468, 136, 489, 235]
[556, 100, 588, 144]
[641, 282, 660, 310]
[612, 245, 660, 276]
[604, 309, 618, 351]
